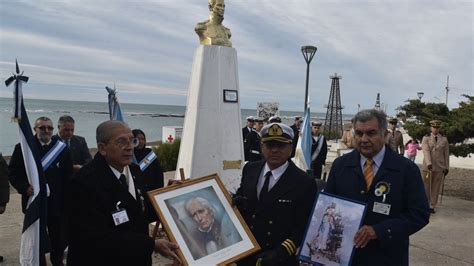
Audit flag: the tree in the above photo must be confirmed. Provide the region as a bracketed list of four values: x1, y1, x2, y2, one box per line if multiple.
[397, 95, 473, 157]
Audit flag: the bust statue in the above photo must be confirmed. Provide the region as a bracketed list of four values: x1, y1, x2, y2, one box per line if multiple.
[195, 0, 232, 47]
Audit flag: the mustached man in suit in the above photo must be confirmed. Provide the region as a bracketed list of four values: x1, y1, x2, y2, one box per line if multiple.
[66, 120, 180, 265]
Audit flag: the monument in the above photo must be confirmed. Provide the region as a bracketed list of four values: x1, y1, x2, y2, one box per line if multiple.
[175, 0, 243, 191]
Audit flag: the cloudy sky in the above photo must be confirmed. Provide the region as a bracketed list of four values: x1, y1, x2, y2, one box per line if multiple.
[1, 0, 472, 114]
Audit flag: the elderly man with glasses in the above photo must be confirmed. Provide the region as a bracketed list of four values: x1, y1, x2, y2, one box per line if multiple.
[65, 120, 180, 265]
[9, 116, 73, 266]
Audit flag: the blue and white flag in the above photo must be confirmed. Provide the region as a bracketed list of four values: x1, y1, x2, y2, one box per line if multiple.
[5, 60, 49, 266]
[106, 86, 124, 121]
[293, 107, 312, 172]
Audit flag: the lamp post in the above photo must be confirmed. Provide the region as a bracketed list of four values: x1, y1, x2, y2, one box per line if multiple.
[417, 92, 424, 101]
[301, 45, 317, 111]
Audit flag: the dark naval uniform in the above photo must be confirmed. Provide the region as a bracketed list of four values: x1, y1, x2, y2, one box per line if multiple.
[246, 130, 262, 162]
[235, 160, 317, 266]
[325, 146, 429, 266]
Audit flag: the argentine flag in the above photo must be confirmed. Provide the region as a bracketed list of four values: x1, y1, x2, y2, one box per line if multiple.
[6, 61, 49, 265]
[106, 86, 124, 121]
[293, 107, 312, 172]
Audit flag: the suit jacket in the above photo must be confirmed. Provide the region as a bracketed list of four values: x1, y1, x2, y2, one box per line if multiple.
[9, 135, 73, 214]
[134, 147, 164, 222]
[325, 146, 430, 266]
[246, 130, 262, 162]
[242, 127, 253, 161]
[65, 135, 92, 166]
[0, 153, 9, 207]
[290, 124, 299, 157]
[311, 134, 328, 167]
[421, 133, 449, 172]
[66, 153, 154, 266]
[236, 160, 317, 266]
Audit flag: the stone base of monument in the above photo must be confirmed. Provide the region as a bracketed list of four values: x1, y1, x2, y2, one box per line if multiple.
[175, 45, 244, 192]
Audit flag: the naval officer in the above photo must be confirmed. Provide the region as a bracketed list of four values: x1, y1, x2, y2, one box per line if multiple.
[234, 122, 317, 266]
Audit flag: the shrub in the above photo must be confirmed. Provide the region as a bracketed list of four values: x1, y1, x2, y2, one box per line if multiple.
[153, 139, 181, 172]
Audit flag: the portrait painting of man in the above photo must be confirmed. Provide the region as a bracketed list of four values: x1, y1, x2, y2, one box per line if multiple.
[164, 186, 242, 260]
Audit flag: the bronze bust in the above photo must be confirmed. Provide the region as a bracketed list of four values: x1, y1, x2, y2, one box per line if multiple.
[195, 0, 232, 47]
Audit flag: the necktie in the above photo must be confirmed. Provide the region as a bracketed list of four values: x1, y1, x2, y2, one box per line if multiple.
[435, 136, 438, 143]
[42, 145, 49, 152]
[259, 171, 272, 202]
[66, 139, 71, 148]
[119, 174, 128, 190]
[363, 159, 375, 191]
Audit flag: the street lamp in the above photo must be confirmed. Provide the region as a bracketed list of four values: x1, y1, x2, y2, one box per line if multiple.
[417, 92, 424, 101]
[301, 45, 317, 111]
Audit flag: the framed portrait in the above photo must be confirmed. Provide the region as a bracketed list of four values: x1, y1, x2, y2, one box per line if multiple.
[148, 174, 260, 266]
[298, 192, 367, 266]
[223, 89, 238, 103]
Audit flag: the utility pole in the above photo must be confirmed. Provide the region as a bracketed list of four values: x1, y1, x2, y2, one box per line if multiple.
[445, 75, 449, 106]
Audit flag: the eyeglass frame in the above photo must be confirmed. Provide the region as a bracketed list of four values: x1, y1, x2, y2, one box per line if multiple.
[104, 137, 139, 149]
[35, 126, 54, 131]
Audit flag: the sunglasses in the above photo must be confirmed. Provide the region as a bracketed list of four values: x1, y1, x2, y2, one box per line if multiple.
[36, 126, 54, 131]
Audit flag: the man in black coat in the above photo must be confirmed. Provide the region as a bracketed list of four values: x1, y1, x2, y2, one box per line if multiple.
[66, 120, 179, 266]
[325, 109, 429, 266]
[57, 115, 92, 172]
[235, 122, 318, 266]
[9, 116, 73, 266]
[310, 121, 328, 179]
[290, 116, 302, 157]
[242, 116, 255, 161]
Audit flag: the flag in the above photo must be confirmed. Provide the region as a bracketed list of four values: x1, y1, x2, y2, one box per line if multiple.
[5, 60, 49, 265]
[105, 86, 139, 164]
[293, 107, 312, 172]
[106, 86, 124, 121]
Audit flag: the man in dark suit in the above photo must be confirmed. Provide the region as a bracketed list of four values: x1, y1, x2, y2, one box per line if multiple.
[9, 116, 73, 266]
[310, 121, 328, 179]
[57, 115, 92, 172]
[234, 122, 317, 266]
[66, 120, 179, 266]
[242, 116, 255, 161]
[290, 116, 302, 157]
[325, 109, 429, 266]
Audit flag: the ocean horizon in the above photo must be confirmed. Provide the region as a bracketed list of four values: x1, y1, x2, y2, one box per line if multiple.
[0, 97, 354, 155]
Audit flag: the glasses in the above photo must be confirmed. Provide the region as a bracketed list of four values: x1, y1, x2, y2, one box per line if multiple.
[36, 126, 54, 131]
[111, 137, 139, 149]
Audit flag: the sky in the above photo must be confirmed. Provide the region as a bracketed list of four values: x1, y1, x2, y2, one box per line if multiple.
[0, 0, 472, 115]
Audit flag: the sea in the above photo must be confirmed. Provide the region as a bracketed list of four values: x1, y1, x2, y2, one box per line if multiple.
[0, 97, 354, 156]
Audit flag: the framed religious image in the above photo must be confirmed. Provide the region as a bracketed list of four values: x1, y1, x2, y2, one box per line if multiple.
[223, 89, 238, 103]
[148, 174, 260, 266]
[298, 192, 367, 266]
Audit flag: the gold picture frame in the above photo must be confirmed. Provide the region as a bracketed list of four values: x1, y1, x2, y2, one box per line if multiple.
[148, 173, 260, 265]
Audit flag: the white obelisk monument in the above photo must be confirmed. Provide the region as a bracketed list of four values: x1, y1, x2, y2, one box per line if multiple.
[175, 0, 244, 192]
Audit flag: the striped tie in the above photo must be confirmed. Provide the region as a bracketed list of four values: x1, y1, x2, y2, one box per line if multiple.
[364, 159, 375, 190]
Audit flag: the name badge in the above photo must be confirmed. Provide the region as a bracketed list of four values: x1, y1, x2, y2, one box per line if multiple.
[112, 209, 129, 226]
[112, 201, 129, 226]
[373, 202, 391, 215]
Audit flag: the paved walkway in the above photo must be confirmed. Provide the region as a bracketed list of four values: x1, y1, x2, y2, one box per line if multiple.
[1, 187, 473, 265]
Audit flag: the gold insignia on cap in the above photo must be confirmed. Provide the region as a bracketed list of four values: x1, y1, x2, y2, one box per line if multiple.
[268, 124, 283, 136]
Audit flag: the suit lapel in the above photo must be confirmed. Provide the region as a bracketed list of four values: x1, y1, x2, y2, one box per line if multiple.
[246, 162, 264, 203]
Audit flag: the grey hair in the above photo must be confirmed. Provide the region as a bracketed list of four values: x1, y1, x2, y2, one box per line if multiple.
[96, 120, 129, 144]
[58, 115, 75, 125]
[34, 116, 52, 127]
[184, 197, 216, 217]
[352, 109, 388, 131]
